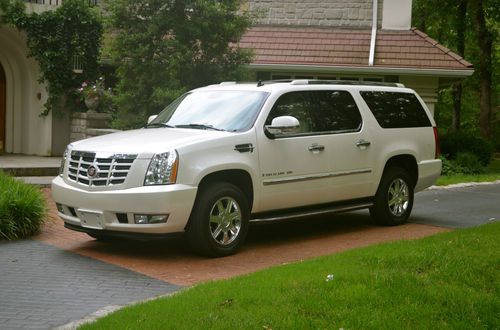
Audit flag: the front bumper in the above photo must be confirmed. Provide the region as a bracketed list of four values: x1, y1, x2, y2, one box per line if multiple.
[51, 176, 198, 235]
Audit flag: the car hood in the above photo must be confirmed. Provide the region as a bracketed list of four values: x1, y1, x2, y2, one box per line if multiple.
[69, 128, 232, 157]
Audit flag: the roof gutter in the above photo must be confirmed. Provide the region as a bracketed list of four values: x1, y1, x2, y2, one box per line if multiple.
[368, 0, 378, 66]
[247, 63, 474, 78]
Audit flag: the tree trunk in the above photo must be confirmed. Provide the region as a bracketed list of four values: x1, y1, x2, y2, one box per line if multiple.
[451, 0, 467, 131]
[470, 0, 493, 139]
[451, 83, 462, 130]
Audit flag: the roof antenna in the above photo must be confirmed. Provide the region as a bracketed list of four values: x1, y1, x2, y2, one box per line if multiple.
[257, 80, 263, 87]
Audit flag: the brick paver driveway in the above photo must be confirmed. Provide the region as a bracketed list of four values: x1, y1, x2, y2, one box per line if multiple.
[37, 189, 448, 286]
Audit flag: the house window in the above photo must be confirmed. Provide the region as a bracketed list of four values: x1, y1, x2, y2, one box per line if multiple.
[272, 75, 292, 80]
[362, 77, 384, 82]
[339, 77, 359, 81]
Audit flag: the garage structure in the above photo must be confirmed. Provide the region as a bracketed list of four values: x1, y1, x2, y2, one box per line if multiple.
[240, 0, 473, 116]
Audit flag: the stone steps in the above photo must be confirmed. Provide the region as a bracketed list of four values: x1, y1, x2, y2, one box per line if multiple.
[2, 167, 59, 177]
[0, 154, 61, 187]
[15, 176, 55, 188]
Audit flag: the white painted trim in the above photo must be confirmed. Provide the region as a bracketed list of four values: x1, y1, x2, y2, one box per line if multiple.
[0, 27, 52, 156]
[368, 0, 378, 66]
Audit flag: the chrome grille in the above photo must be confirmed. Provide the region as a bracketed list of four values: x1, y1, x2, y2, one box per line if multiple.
[68, 151, 137, 187]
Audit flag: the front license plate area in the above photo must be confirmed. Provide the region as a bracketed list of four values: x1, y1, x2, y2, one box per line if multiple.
[77, 210, 105, 229]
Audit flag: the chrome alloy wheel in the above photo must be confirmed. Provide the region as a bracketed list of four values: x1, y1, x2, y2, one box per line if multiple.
[209, 197, 242, 246]
[387, 178, 410, 216]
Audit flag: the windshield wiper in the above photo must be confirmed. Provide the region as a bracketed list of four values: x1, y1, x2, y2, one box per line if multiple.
[145, 122, 174, 128]
[174, 124, 225, 131]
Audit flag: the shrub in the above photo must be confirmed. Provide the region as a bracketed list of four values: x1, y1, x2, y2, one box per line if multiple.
[0, 171, 47, 240]
[440, 153, 485, 176]
[440, 131, 494, 166]
[454, 152, 486, 174]
[440, 156, 459, 176]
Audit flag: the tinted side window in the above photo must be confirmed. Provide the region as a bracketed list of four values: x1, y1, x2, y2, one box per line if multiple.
[266, 91, 313, 134]
[312, 90, 362, 132]
[360, 91, 431, 128]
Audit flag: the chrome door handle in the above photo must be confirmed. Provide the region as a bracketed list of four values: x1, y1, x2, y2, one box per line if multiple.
[356, 139, 371, 147]
[308, 144, 325, 152]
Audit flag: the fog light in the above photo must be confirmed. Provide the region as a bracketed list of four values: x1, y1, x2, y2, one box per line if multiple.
[134, 214, 169, 224]
[134, 215, 148, 224]
[56, 203, 65, 214]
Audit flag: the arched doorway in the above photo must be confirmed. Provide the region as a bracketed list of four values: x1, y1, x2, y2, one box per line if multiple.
[0, 63, 5, 153]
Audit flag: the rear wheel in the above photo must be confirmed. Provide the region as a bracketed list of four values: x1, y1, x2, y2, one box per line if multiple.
[186, 182, 249, 257]
[370, 167, 414, 226]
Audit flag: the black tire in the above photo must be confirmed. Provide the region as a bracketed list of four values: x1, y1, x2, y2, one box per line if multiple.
[370, 167, 414, 226]
[186, 182, 250, 257]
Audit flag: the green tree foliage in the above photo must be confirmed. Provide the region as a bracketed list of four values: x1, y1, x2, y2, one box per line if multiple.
[413, 0, 499, 143]
[0, 0, 103, 115]
[104, 0, 253, 129]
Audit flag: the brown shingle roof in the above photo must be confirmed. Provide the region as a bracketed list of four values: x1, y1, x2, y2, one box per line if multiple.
[239, 26, 473, 71]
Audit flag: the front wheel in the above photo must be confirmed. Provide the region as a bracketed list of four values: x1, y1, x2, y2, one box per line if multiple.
[370, 167, 414, 226]
[186, 182, 249, 257]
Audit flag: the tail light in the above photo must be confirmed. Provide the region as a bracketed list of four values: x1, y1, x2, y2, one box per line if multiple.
[433, 127, 441, 159]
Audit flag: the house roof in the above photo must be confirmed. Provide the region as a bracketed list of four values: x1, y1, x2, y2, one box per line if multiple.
[238, 26, 473, 77]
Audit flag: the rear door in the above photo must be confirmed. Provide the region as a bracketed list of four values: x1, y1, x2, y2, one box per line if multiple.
[310, 90, 375, 201]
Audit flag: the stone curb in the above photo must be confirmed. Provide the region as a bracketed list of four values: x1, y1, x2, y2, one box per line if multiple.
[55, 291, 181, 329]
[427, 180, 500, 190]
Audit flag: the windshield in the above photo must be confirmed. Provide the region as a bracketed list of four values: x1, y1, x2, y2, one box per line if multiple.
[149, 90, 269, 132]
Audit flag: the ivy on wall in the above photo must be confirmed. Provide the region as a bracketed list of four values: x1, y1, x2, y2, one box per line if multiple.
[0, 0, 103, 115]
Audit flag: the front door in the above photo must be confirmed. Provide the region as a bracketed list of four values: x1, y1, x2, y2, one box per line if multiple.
[257, 91, 333, 212]
[0, 63, 5, 152]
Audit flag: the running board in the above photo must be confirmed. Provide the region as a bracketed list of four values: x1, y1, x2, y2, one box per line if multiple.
[249, 200, 374, 224]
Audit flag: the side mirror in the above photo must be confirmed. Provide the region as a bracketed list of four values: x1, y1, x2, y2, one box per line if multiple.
[147, 115, 158, 124]
[264, 116, 300, 138]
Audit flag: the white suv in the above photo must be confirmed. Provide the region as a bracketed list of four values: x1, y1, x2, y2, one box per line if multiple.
[52, 80, 442, 257]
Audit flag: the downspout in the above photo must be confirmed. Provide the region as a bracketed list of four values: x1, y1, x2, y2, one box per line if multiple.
[368, 0, 378, 66]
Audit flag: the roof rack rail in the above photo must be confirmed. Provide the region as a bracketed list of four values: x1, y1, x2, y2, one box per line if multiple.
[253, 79, 404, 88]
[255, 79, 295, 87]
[292, 80, 405, 88]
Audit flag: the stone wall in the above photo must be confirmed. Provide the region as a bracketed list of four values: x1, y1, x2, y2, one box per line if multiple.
[70, 112, 120, 142]
[246, 0, 383, 28]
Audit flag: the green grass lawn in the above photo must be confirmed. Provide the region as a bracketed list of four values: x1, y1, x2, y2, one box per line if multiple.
[437, 157, 500, 186]
[81, 222, 500, 329]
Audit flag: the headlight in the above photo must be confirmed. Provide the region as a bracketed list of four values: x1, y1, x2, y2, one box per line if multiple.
[59, 147, 69, 177]
[144, 150, 179, 185]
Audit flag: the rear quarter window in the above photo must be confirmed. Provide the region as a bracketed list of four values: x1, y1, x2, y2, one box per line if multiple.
[360, 91, 431, 128]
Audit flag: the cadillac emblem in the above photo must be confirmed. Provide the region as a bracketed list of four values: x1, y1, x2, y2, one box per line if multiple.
[87, 165, 99, 179]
